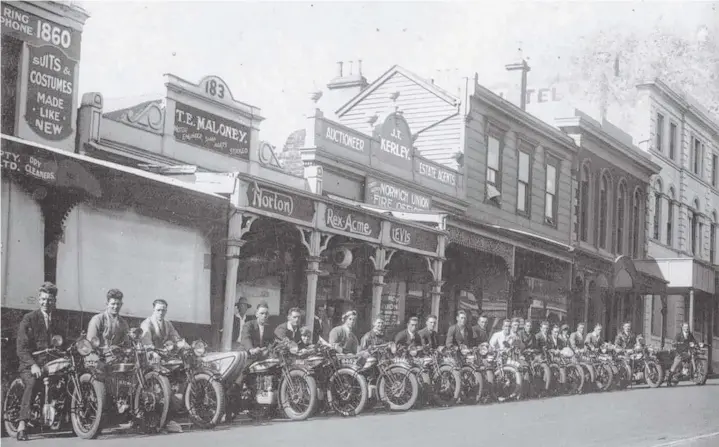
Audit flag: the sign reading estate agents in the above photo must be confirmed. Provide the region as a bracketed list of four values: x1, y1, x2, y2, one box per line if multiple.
[375, 112, 413, 170]
[174, 102, 251, 160]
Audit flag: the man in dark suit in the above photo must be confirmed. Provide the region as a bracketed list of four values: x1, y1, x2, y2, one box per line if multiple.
[240, 301, 273, 355]
[535, 321, 551, 351]
[472, 314, 490, 345]
[395, 316, 421, 347]
[446, 310, 475, 348]
[614, 322, 637, 350]
[667, 322, 698, 385]
[15, 282, 58, 441]
[231, 297, 254, 350]
[547, 324, 563, 350]
[274, 307, 302, 343]
[313, 303, 332, 344]
[418, 315, 439, 349]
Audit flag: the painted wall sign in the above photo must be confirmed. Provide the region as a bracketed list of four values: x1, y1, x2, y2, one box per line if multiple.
[25, 44, 75, 141]
[379, 293, 400, 327]
[1, 148, 57, 182]
[318, 120, 368, 153]
[416, 158, 457, 187]
[375, 112, 413, 170]
[388, 222, 438, 253]
[524, 276, 566, 306]
[1, 4, 82, 61]
[364, 177, 432, 211]
[324, 205, 381, 239]
[174, 102, 251, 160]
[247, 181, 314, 222]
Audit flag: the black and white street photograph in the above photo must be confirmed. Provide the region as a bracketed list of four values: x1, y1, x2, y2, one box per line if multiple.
[1, 1, 718, 446]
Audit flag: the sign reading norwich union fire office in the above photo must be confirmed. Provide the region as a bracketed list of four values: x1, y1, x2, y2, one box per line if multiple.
[365, 177, 432, 211]
[247, 181, 314, 223]
[174, 102, 251, 160]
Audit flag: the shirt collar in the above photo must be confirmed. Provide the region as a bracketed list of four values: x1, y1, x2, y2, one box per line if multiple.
[287, 322, 296, 331]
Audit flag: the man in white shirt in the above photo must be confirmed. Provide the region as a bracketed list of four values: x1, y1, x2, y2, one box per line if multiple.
[140, 299, 182, 349]
[489, 319, 512, 350]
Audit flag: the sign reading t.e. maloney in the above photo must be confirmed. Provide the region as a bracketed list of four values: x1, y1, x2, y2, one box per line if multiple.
[246, 181, 314, 222]
[174, 102, 251, 160]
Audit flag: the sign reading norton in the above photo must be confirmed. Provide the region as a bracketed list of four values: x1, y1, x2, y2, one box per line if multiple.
[174, 102, 251, 160]
[247, 181, 314, 222]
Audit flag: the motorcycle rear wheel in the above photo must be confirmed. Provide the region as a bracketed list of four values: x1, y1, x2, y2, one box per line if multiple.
[562, 364, 584, 395]
[327, 368, 368, 417]
[184, 373, 225, 429]
[692, 359, 709, 385]
[133, 371, 171, 432]
[377, 366, 419, 411]
[459, 366, 483, 404]
[430, 365, 461, 407]
[644, 361, 663, 388]
[278, 369, 318, 421]
[70, 373, 105, 439]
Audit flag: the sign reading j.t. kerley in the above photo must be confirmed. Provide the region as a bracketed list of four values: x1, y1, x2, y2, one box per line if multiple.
[174, 102, 251, 160]
[375, 112, 413, 170]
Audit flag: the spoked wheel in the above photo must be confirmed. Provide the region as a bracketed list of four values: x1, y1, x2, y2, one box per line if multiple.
[184, 373, 225, 429]
[377, 366, 419, 411]
[579, 363, 596, 393]
[692, 360, 709, 385]
[480, 369, 495, 403]
[548, 363, 565, 396]
[279, 369, 318, 421]
[644, 361, 664, 388]
[3, 378, 24, 438]
[617, 361, 633, 390]
[327, 368, 368, 417]
[430, 365, 461, 407]
[562, 365, 585, 395]
[529, 363, 552, 398]
[133, 371, 172, 433]
[459, 366, 483, 404]
[495, 366, 522, 402]
[70, 373, 105, 439]
[594, 363, 614, 392]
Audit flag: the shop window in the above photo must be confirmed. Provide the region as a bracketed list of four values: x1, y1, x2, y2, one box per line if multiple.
[517, 150, 531, 215]
[714, 300, 719, 338]
[655, 113, 664, 153]
[544, 156, 559, 226]
[580, 164, 590, 241]
[651, 296, 662, 337]
[616, 183, 626, 254]
[599, 174, 609, 248]
[1, 36, 22, 135]
[669, 123, 677, 161]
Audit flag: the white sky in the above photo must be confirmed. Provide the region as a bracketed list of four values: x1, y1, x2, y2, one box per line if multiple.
[75, 0, 718, 149]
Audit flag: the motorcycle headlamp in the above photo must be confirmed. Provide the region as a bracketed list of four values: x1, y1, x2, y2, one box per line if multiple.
[192, 340, 207, 356]
[177, 339, 189, 350]
[409, 347, 418, 357]
[90, 337, 101, 348]
[478, 344, 489, 356]
[76, 339, 93, 356]
[51, 335, 63, 347]
[164, 340, 175, 351]
[461, 347, 471, 356]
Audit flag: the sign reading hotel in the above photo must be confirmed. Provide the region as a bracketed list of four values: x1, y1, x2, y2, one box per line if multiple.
[247, 181, 314, 222]
[375, 112, 413, 170]
[174, 102, 251, 160]
[324, 204, 381, 239]
[25, 44, 75, 141]
[1, 4, 83, 61]
[365, 177, 431, 211]
[388, 222, 438, 253]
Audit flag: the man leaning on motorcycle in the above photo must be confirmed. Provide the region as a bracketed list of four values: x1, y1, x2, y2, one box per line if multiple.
[667, 322, 697, 386]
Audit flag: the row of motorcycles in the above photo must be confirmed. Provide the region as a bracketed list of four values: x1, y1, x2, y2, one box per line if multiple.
[2, 329, 711, 440]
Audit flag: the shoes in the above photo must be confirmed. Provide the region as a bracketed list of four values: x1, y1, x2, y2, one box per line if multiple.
[165, 420, 183, 433]
[17, 429, 28, 441]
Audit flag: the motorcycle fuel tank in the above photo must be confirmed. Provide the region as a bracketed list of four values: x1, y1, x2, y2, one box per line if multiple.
[43, 358, 71, 376]
[203, 351, 247, 381]
[248, 358, 280, 373]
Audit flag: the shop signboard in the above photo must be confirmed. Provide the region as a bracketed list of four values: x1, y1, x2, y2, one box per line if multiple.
[246, 181, 315, 222]
[387, 222, 438, 254]
[414, 156, 458, 188]
[323, 203, 381, 240]
[1, 4, 83, 61]
[25, 44, 75, 141]
[364, 177, 431, 212]
[318, 119, 368, 154]
[1, 145, 57, 183]
[174, 102, 251, 160]
[374, 113, 413, 171]
[379, 293, 400, 327]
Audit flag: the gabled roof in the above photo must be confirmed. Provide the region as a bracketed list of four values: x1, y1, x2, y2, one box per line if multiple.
[336, 65, 459, 117]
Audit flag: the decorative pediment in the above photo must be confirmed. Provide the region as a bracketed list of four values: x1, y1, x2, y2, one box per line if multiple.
[104, 99, 166, 133]
[258, 141, 282, 169]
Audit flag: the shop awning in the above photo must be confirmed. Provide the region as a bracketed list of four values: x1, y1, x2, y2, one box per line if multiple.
[2, 134, 230, 204]
[326, 194, 447, 228]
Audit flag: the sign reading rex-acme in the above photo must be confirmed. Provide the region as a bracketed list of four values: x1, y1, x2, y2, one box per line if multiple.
[174, 102, 251, 160]
[247, 181, 314, 222]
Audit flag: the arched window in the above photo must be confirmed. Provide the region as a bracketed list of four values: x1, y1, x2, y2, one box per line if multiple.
[599, 174, 609, 249]
[580, 165, 590, 242]
[711, 212, 717, 265]
[616, 182, 626, 254]
[652, 179, 662, 241]
[666, 187, 675, 247]
[631, 189, 642, 258]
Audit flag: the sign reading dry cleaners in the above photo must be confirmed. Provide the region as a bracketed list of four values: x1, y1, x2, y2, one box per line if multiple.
[325, 205, 381, 239]
[247, 181, 314, 222]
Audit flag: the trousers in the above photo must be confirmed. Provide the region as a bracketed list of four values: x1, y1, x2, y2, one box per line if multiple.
[19, 370, 38, 421]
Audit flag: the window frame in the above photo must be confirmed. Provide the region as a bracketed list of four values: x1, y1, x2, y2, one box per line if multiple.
[711, 153, 718, 188]
[666, 189, 675, 247]
[655, 112, 664, 154]
[598, 173, 610, 249]
[669, 122, 677, 161]
[516, 139, 534, 218]
[485, 121, 507, 206]
[653, 192, 662, 241]
[616, 181, 627, 255]
[692, 136, 703, 176]
[544, 154, 560, 228]
[710, 215, 716, 265]
[631, 188, 642, 258]
[579, 163, 591, 242]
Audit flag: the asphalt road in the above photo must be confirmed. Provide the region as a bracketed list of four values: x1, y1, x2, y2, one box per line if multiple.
[4, 379, 719, 447]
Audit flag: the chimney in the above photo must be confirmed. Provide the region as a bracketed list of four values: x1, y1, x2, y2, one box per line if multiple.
[504, 49, 531, 111]
[323, 59, 370, 118]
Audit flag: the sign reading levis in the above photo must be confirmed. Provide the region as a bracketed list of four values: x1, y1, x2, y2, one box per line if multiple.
[388, 222, 438, 253]
[375, 112, 413, 170]
[246, 181, 314, 222]
[324, 205, 381, 239]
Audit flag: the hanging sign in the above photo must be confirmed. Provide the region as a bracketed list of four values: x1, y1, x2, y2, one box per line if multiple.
[323, 204, 381, 239]
[174, 102, 251, 160]
[387, 222, 438, 253]
[1, 4, 83, 61]
[246, 181, 314, 222]
[25, 44, 75, 141]
[375, 112, 413, 170]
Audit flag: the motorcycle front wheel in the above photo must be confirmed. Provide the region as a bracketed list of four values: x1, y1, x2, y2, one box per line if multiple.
[133, 371, 172, 433]
[562, 364, 584, 395]
[430, 365, 461, 407]
[327, 368, 368, 417]
[278, 369, 318, 421]
[70, 373, 105, 439]
[459, 366, 484, 404]
[644, 361, 663, 388]
[594, 363, 614, 392]
[579, 362, 596, 392]
[184, 372, 225, 429]
[495, 366, 522, 401]
[2, 378, 24, 438]
[692, 359, 709, 385]
[377, 366, 419, 411]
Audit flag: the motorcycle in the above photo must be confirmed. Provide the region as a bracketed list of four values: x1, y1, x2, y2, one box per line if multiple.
[448, 345, 484, 405]
[199, 350, 247, 423]
[225, 339, 318, 421]
[98, 328, 173, 433]
[358, 342, 419, 411]
[3, 334, 105, 439]
[578, 349, 614, 392]
[666, 342, 709, 387]
[158, 339, 225, 429]
[517, 348, 552, 399]
[618, 344, 663, 388]
[547, 348, 585, 395]
[476, 343, 523, 402]
[601, 343, 631, 390]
